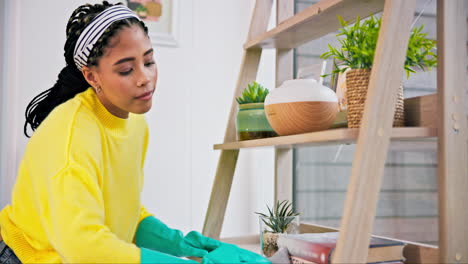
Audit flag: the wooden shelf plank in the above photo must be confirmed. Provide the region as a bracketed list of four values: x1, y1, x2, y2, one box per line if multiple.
[244, 0, 385, 50]
[214, 127, 437, 150]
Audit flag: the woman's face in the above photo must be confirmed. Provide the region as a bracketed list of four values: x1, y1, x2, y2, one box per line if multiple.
[85, 24, 158, 118]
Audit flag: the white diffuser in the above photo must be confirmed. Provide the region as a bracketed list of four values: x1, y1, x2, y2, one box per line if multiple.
[264, 79, 338, 136]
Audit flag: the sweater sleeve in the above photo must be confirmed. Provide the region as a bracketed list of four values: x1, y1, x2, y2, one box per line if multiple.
[139, 205, 153, 223]
[139, 119, 152, 224]
[42, 164, 140, 263]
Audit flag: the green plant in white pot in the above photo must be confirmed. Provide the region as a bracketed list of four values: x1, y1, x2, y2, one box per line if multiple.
[255, 200, 300, 257]
[236, 82, 277, 141]
[320, 15, 437, 128]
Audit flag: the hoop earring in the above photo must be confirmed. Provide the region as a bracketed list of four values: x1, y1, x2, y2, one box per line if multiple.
[96, 86, 102, 93]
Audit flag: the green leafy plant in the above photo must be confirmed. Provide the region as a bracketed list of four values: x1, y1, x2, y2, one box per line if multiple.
[320, 15, 437, 78]
[255, 200, 300, 233]
[236, 82, 269, 104]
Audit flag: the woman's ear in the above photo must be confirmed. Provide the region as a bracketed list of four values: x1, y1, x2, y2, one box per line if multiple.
[81, 66, 101, 89]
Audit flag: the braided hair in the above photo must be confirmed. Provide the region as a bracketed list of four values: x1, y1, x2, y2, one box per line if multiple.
[24, 1, 148, 137]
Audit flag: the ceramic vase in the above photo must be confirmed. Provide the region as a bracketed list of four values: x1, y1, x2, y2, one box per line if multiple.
[264, 79, 339, 136]
[236, 103, 277, 141]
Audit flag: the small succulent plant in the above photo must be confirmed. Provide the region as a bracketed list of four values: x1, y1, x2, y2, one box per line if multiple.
[255, 200, 300, 233]
[236, 82, 269, 104]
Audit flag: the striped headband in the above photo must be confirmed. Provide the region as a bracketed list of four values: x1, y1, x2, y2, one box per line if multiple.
[73, 5, 140, 70]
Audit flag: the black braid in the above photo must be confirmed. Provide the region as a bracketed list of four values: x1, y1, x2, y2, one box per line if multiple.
[24, 1, 149, 137]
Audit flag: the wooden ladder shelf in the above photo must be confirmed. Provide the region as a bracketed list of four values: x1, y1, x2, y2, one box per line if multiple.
[202, 0, 468, 263]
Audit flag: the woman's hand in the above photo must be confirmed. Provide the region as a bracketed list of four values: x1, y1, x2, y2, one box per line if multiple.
[184, 231, 271, 264]
[135, 216, 208, 258]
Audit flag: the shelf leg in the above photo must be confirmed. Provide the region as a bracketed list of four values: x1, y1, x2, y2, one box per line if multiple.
[436, 1, 468, 263]
[202, 149, 239, 239]
[332, 0, 417, 263]
[274, 0, 295, 204]
[202, 0, 274, 238]
[275, 148, 294, 203]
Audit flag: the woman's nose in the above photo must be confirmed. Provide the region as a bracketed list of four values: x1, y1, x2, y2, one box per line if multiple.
[136, 69, 151, 87]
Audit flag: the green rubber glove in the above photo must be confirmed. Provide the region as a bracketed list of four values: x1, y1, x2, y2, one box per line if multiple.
[201, 244, 271, 264]
[136, 216, 208, 258]
[184, 231, 271, 264]
[183, 231, 221, 251]
[201, 244, 240, 264]
[141, 247, 199, 264]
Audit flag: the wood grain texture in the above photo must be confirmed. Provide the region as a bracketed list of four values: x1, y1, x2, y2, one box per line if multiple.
[404, 94, 468, 128]
[332, 0, 417, 263]
[225, 50, 263, 142]
[265, 101, 338, 135]
[436, 0, 468, 263]
[202, 150, 239, 239]
[404, 243, 439, 264]
[404, 94, 438, 128]
[202, 0, 274, 239]
[299, 222, 339, 233]
[245, 0, 384, 49]
[214, 127, 436, 150]
[275, 0, 295, 205]
[275, 148, 293, 202]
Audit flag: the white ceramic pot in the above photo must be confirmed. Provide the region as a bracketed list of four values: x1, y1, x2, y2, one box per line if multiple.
[264, 79, 338, 136]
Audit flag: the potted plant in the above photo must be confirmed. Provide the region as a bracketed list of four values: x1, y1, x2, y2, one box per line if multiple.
[320, 16, 437, 128]
[135, 5, 148, 19]
[236, 82, 277, 141]
[255, 200, 301, 257]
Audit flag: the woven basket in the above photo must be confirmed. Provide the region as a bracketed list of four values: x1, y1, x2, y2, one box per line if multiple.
[346, 69, 405, 128]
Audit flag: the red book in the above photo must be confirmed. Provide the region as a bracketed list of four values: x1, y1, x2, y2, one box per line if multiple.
[277, 232, 405, 264]
[290, 255, 404, 264]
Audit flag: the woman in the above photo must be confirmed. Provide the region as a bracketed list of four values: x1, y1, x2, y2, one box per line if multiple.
[0, 2, 270, 263]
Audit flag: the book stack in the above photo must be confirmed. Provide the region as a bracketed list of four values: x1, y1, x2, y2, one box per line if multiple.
[277, 232, 406, 264]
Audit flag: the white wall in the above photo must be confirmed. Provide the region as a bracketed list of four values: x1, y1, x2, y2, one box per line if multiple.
[0, 0, 6, 205]
[0, 0, 20, 207]
[0, 0, 276, 237]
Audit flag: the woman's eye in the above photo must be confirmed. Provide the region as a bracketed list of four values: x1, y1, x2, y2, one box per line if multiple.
[119, 69, 133, 76]
[145, 61, 155, 67]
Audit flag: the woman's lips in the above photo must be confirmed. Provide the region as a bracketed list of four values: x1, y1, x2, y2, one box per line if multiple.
[136, 90, 154, 100]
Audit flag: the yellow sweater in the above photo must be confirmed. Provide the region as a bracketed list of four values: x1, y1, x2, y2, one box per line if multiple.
[0, 88, 152, 263]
